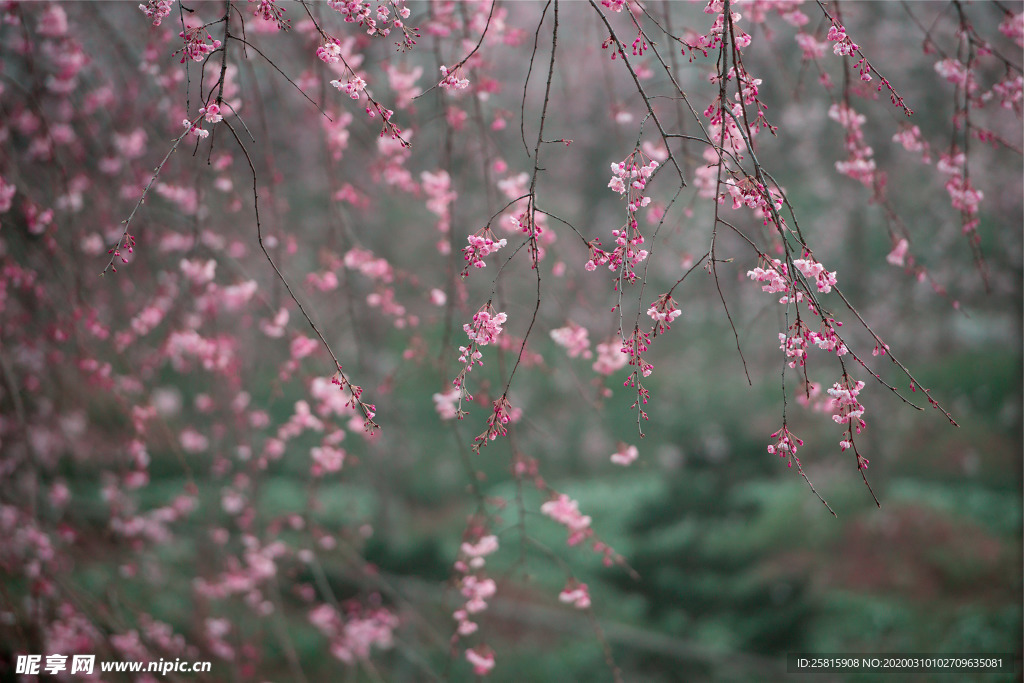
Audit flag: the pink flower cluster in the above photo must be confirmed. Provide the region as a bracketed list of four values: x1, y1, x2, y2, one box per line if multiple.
[138, 0, 172, 26]
[934, 58, 977, 95]
[592, 339, 629, 375]
[607, 155, 658, 212]
[473, 395, 517, 450]
[463, 228, 507, 273]
[795, 32, 828, 60]
[828, 378, 869, 469]
[826, 23, 859, 57]
[892, 125, 931, 163]
[439, 64, 470, 91]
[829, 102, 877, 188]
[177, 27, 222, 64]
[999, 11, 1024, 47]
[584, 228, 649, 286]
[647, 293, 682, 335]
[611, 443, 638, 466]
[937, 151, 983, 235]
[541, 493, 592, 546]
[432, 388, 461, 420]
[327, 0, 415, 46]
[453, 305, 508, 411]
[886, 238, 909, 267]
[558, 581, 591, 609]
[330, 75, 367, 99]
[466, 647, 496, 676]
[793, 257, 838, 294]
[829, 379, 866, 432]
[307, 602, 398, 664]
[550, 322, 592, 359]
[766, 425, 803, 462]
[463, 308, 507, 348]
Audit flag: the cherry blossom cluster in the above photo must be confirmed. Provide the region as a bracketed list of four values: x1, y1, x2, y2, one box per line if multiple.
[330, 75, 367, 99]
[815, 7, 912, 113]
[422, 169, 456, 248]
[558, 580, 592, 609]
[450, 526, 499, 664]
[620, 327, 654, 426]
[988, 74, 1023, 111]
[462, 227, 507, 274]
[937, 151, 984, 236]
[138, 0, 172, 26]
[584, 227, 649, 287]
[514, 458, 626, 573]
[251, 0, 289, 31]
[541, 493, 593, 547]
[439, 64, 470, 91]
[550, 321, 592, 359]
[432, 388, 461, 420]
[466, 646, 496, 676]
[473, 395, 516, 452]
[647, 293, 682, 335]
[892, 125, 931, 164]
[829, 102, 877, 189]
[999, 11, 1024, 46]
[747, 252, 838, 309]
[317, 39, 345, 64]
[592, 339, 629, 376]
[451, 304, 508, 411]
[828, 377, 869, 469]
[934, 58, 978, 96]
[826, 23, 859, 57]
[307, 600, 399, 664]
[611, 443, 638, 466]
[607, 153, 658, 213]
[327, 0, 418, 48]
[464, 306, 508, 348]
[722, 177, 784, 223]
[766, 425, 803, 466]
[176, 26, 222, 63]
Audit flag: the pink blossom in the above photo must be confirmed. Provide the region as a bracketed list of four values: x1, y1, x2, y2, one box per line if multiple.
[139, 0, 173, 26]
[0, 176, 15, 213]
[592, 340, 628, 375]
[260, 308, 290, 338]
[290, 336, 319, 360]
[999, 11, 1024, 47]
[311, 445, 345, 474]
[220, 280, 258, 311]
[460, 575, 497, 613]
[330, 76, 367, 99]
[989, 74, 1023, 110]
[463, 309, 507, 348]
[550, 322, 592, 359]
[466, 647, 495, 676]
[439, 64, 470, 91]
[432, 388, 461, 420]
[886, 239, 909, 267]
[180, 258, 216, 285]
[827, 24, 858, 56]
[463, 229, 507, 271]
[795, 32, 827, 60]
[541, 493, 592, 545]
[934, 59, 976, 93]
[460, 535, 499, 569]
[611, 444, 638, 466]
[36, 5, 68, 36]
[558, 582, 591, 609]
